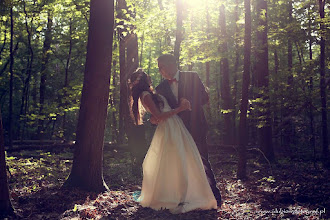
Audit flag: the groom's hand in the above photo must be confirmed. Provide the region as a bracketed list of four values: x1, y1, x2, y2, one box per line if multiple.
[180, 98, 192, 111]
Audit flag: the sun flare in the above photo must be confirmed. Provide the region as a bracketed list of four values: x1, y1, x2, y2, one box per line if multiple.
[183, 0, 207, 10]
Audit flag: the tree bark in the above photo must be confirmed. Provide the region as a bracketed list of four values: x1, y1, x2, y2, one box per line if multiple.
[118, 0, 128, 144]
[110, 59, 118, 143]
[255, 0, 274, 162]
[126, 33, 139, 77]
[219, 5, 233, 145]
[237, 0, 251, 180]
[38, 12, 53, 138]
[283, 0, 294, 148]
[125, 33, 147, 165]
[287, 0, 293, 85]
[308, 5, 316, 162]
[139, 32, 144, 67]
[174, 0, 183, 65]
[0, 108, 15, 217]
[0, 42, 18, 77]
[232, 0, 240, 143]
[205, 0, 210, 104]
[63, 0, 114, 192]
[19, 0, 35, 140]
[61, 19, 73, 138]
[8, 7, 14, 148]
[318, 0, 328, 168]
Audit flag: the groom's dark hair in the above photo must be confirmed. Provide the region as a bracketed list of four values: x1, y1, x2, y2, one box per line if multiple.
[158, 54, 176, 65]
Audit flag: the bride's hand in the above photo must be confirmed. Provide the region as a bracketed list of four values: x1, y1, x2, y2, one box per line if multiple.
[150, 115, 160, 124]
[179, 98, 191, 111]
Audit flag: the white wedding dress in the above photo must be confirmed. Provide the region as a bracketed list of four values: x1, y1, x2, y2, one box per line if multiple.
[138, 91, 217, 214]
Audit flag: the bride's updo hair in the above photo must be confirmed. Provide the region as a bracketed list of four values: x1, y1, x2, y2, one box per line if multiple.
[128, 69, 163, 125]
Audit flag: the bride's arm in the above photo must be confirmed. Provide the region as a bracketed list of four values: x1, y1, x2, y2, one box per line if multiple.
[142, 93, 190, 123]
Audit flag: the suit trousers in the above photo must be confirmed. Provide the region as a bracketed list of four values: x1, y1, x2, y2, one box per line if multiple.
[195, 141, 222, 202]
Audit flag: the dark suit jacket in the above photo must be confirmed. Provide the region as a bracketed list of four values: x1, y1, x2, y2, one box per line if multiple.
[156, 71, 209, 154]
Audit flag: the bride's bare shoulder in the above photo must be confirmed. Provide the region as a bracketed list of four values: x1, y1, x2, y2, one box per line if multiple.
[140, 91, 152, 100]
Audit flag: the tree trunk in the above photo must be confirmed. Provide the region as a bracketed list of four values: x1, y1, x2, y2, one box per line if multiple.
[205, 0, 210, 88]
[283, 0, 293, 148]
[126, 33, 139, 76]
[20, 0, 35, 140]
[111, 60, 118, 143]
[273, 49, 280, 147]
[126, 33, 147, 165]
[38, 12, 53, 138]
[139, 32, 144, 67]
[174, 0, 183, 65]
[308, 6, 316, 163]
[318, 0, 328, 168]
[232, 0, 240, 143]
[0, 108, 15, 217]
[0, 42, 18, 78]
[237, 0, 251, 180]
[118, 0, 128, 144]
[8, 7, 14, 148]
[118, 38, 126, 144]
[147, 47, 152, 75]
[219, 5, 233, 145]
[63, 0, 114, 192]
[287, 0, 293, 85]
[255, 0, 274, 162]
[62, 19, 73, 138]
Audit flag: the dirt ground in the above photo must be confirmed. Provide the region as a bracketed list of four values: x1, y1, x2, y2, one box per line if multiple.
[4, 144, 329, 219]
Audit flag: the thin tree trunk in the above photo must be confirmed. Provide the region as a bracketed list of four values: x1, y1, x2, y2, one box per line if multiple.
[318, 0, 328, 168]
[63, 0, 114, 192]
[8, 7, 14, 148]
[174, 0, 183, 65]
[237, 0, 251, 180]
[219, 5, 233, 145]
[126, 33, 139, 76]
[118, 0, 128, 144]
[0, 108, 15, 216]
[61, 19, 73, 138]
[147, 47, 152, 75]
[21, 0, 35, 140]
[111, 59, 118, 143]
[287, 0, 293, 85]
[274, 49, 279, 75]
[295, 41, 302, 65]
[139, 32, 144, 67]
[308, 6, 316, 164]
[205, 0, 210, 88]
[158, 0, 164, 10]
[232, 0, 240, 144]
[273, 49, 280, 147]
[255, 0, 274, 162]
[0, 42, 18, 77]
[38, 12, 53, 138]
[284, 0, 293, 147]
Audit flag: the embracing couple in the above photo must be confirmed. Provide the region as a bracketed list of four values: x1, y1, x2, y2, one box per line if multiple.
[128, 54, 222, 214]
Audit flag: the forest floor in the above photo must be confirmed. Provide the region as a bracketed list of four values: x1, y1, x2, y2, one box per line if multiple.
[4, 143, 329, 220]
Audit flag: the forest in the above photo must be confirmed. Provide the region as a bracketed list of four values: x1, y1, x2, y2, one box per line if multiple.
[0, 0, 329, 219]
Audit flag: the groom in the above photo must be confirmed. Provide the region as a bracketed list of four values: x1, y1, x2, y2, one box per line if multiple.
[154, 54, 222, 206]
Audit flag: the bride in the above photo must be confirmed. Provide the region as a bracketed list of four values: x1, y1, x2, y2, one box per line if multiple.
[128, 69, 217, 214]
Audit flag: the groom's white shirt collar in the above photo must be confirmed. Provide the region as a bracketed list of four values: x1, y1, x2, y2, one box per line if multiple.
[173, 70, 180, 81]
